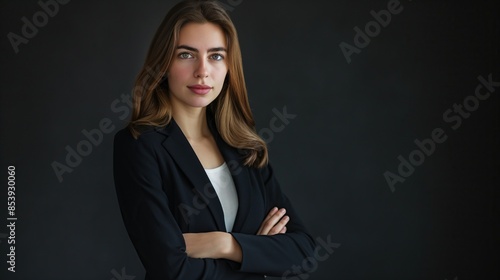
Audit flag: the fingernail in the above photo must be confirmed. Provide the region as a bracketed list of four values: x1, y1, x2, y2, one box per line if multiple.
[280, 208, 286, 214]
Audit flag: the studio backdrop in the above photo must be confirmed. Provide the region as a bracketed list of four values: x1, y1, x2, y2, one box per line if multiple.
[0, 0, 498, 279]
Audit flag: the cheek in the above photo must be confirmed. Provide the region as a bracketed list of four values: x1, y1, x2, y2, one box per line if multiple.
[214, 66, 228, 83]
[169, 64, 192, 82]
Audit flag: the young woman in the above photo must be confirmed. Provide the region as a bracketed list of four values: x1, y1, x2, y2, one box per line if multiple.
[113, 1, 316, 279]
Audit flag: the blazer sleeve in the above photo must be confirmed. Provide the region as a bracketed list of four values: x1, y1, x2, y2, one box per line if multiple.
[113, 129, 260, 280]
[230, 163, 317, 276]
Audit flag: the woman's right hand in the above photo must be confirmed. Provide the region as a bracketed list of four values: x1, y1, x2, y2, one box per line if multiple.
[256, 207, 289, 235]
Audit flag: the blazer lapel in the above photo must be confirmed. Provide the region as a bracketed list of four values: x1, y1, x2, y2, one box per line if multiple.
[209, 121, 254, 233]
[156, 120, 226, 231]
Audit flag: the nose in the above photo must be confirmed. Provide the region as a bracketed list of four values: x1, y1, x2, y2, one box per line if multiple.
[194, 59, 208, 79]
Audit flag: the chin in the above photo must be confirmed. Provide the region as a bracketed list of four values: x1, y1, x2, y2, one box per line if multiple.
[170, 89, 221, 109]
[186, 96, 217, 108]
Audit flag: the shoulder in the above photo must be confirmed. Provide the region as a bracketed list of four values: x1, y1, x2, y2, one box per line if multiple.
[113, 125, 170, 156]
[114, 125, 167, 143]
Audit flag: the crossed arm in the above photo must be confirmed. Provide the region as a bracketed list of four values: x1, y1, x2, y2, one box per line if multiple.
[114, 129, 316, 278]
[183, 207, 289, 262]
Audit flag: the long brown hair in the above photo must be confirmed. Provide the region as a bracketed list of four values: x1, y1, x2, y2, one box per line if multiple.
[128, 0, 268, 167]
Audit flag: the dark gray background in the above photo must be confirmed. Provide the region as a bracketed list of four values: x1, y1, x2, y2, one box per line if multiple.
[1, 0, 498, 279]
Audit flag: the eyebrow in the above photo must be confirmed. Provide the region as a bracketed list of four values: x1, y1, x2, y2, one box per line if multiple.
[176, 45, 227, 53]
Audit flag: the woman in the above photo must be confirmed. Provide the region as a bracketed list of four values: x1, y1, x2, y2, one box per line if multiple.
[113, 0, 316, 279]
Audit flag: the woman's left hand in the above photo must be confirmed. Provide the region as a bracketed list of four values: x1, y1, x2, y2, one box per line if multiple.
[256, 207, 289, 236]
[182, 206, 290, 262]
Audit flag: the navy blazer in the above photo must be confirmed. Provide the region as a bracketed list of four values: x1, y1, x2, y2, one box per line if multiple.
[113, 117, 316, 279]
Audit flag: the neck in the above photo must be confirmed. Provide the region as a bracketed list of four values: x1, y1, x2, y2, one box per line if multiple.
[172, 105, 210, 141]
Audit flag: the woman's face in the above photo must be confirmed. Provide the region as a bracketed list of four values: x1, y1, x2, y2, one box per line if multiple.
[167, 22, 228, 110]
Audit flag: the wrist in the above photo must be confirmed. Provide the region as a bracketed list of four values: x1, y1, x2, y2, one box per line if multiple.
[217, 232, 231, 258]
[218, 232, 242, 262]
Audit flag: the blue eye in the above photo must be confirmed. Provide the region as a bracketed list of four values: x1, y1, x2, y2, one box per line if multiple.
[178, 52, 193, 59]
[211, 53, 224, 61]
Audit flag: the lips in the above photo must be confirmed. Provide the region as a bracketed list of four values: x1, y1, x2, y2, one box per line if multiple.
[187, 84, 213, 95]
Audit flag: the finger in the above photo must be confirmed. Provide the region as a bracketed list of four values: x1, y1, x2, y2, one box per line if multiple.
[261, 207, 278, 226]
[257, 208, 286, 235]
[257, 207, 280, 235]
[257, 207, 277, 233]
[279, 226, 287, 234]
[268, 215, 289, 235]
[261, 208, 286, 235]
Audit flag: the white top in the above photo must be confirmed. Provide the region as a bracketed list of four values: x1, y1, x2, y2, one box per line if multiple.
[204, 162, 239, 232]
